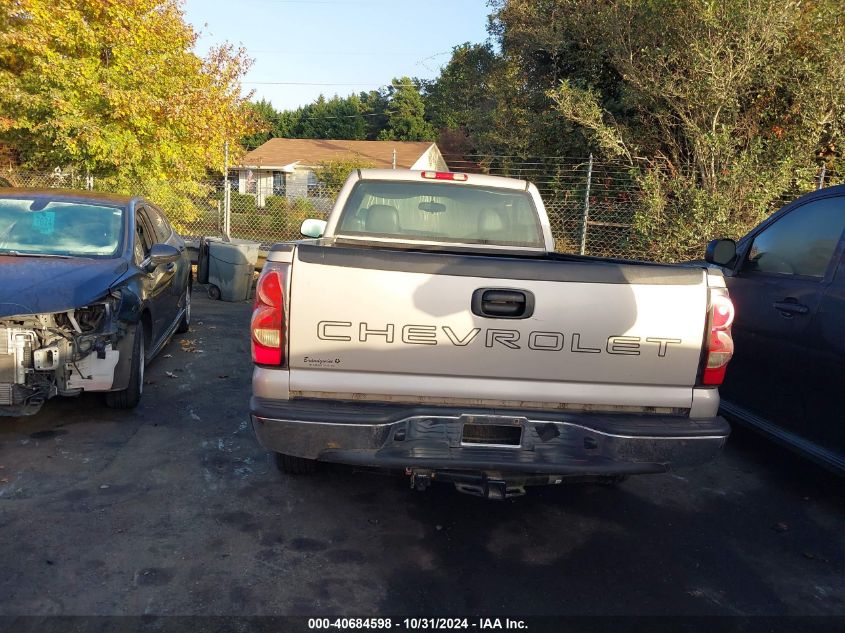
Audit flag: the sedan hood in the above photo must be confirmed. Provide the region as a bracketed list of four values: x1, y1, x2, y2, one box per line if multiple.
[0, 255, 128, 317]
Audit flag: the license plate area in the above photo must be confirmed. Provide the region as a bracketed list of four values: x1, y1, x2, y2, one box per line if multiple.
[460, 415, 524, 448]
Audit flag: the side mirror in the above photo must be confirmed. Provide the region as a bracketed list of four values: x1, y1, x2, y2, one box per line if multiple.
[144, 243, 180, 270]
[704, 239, 737, 267]
[300, 218, 327, 239]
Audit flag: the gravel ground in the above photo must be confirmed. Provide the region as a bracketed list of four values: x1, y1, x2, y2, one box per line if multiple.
[0, 291, 842, 619]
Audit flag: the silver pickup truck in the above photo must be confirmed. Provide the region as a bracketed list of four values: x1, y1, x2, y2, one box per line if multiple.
[249, 169, 734, 497]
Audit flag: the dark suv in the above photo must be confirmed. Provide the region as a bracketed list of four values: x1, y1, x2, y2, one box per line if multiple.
[705, 185, 845, 473]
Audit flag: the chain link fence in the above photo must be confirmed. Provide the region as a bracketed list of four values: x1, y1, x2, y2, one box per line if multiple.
[442, 155, 644, 259]
[1, 158, 837, 260]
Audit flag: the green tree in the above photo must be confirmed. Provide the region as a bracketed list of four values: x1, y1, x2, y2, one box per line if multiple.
[359, 89, 390, 140]
[377, 77, 436, 142]
[242, 99, 281, 149]
[267, 89, 392, 142]
[492, 0, 845, 260]
[425, 43, 499, 133]
[312, 157, 376, 196]
[0, 0, 253, 224]
[294, 94, 368, 140]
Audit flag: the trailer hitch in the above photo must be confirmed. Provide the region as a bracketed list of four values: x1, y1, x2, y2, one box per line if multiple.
[406, 468, 528, 499]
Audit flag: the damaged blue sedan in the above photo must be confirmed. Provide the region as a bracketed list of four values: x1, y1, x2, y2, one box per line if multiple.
[0, 189, 192, 415]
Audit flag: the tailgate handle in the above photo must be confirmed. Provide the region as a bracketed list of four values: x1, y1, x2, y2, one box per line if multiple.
[472, 288, 535, 319]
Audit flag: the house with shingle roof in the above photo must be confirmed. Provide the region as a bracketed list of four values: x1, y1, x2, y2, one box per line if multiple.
[231, 138, 448, 206]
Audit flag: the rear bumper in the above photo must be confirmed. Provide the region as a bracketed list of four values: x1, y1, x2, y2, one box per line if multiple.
[250, 398, 730, 476]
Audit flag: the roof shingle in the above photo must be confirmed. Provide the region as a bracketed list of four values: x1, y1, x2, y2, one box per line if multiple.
[237, 138, 436, 170]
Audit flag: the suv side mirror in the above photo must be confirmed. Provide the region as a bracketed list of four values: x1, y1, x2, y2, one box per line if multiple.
[144, 243, 180, 270]
[704, 239, 737, 267]
[300, 218, 327, 239]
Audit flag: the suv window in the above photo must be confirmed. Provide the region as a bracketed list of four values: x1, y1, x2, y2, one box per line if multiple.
[145, 205, 172, 243]
[744, 196, 845, 278]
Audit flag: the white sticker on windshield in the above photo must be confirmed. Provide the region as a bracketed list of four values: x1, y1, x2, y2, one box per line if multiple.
[31, 211, 55, 234]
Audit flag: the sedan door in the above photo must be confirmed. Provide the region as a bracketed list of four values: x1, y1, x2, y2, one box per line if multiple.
[721, 194, 845, 446]
[144, 203, 188, 326]
[135, 204, 175, 345]
[800, 251, 845, 461]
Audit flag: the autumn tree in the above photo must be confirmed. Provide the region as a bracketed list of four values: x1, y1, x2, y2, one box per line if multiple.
[491, 0, 845, 259]
[0, 0, 253, 223]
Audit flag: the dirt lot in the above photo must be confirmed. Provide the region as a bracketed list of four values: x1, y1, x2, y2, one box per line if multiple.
[0, 291, 842, 618]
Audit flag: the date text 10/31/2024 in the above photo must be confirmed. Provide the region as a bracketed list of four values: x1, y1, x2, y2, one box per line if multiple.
[308, 618, 528, 630]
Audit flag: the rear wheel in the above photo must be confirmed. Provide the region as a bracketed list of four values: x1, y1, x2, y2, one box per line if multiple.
[274, 452, 317, 475]
[208, 284, 221, 301]
[176, 283, 191, 333]
[105, 326, 144, 409]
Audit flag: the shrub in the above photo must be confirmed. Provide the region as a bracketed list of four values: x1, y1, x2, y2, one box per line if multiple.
[230, 191, 257, 214]
[264, 195, 287, 215]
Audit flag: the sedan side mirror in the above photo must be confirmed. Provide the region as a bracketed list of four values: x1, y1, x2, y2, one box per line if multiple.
[144, 243, 181, 270]
[704, 239, 737, 267]
[300, 218, 327, 239]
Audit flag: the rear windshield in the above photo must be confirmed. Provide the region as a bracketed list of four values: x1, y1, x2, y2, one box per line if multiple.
[0, 198, 125, 257]
[336, 181, 543, 248]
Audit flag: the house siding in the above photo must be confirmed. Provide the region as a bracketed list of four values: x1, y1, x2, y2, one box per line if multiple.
[286, 169, 310, 199]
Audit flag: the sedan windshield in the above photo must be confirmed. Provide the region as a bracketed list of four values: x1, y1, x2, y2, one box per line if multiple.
[0, 197, 125, 257]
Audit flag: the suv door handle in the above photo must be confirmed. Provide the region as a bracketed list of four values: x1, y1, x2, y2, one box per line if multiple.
[472, 288, 535, 319]
[773, 300, 809, 316]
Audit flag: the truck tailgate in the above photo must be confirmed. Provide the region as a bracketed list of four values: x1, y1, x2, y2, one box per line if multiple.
[287, 245, 708, 411]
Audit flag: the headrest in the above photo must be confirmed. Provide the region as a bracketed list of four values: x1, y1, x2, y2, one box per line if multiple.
[366, 204, 400, 234]
[478, 208, 506, 234]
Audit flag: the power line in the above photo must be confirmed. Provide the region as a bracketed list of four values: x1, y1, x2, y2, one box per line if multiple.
[246, 0, 388, 4]
[248, 50, 425, 56]
[243, 81, 387, 86]
[243, 79, 431, 87]
[260, 109, 397, 121]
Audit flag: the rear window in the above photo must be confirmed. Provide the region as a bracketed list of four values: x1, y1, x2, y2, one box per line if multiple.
[336, 181, 543, 248]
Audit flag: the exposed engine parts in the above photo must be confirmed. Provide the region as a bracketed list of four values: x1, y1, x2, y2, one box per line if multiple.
[0, 299, 123, 415]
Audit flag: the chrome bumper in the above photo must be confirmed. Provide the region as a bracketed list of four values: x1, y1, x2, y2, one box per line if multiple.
[250, 398, 730, 476]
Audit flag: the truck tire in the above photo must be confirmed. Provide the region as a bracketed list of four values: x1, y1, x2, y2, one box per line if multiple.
[275, 452, 317, 475]
[176, 283, 191, 334]
[105, 326, 144, 410]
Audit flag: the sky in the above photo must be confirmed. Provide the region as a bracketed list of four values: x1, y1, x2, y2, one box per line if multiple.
[182, 0, 493, 111]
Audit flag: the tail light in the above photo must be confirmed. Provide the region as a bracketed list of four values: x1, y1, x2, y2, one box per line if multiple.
[701, 290, 735, 385]
[421, 171, 468, 181]
[251, 262, 289, 365]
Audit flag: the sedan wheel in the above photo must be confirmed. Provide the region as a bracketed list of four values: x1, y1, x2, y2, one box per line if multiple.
[176, 283, 191, 333]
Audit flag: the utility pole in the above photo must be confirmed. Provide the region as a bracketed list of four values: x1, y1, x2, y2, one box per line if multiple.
[223, 140, 231, 241]
[579, 153, 593, 256]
